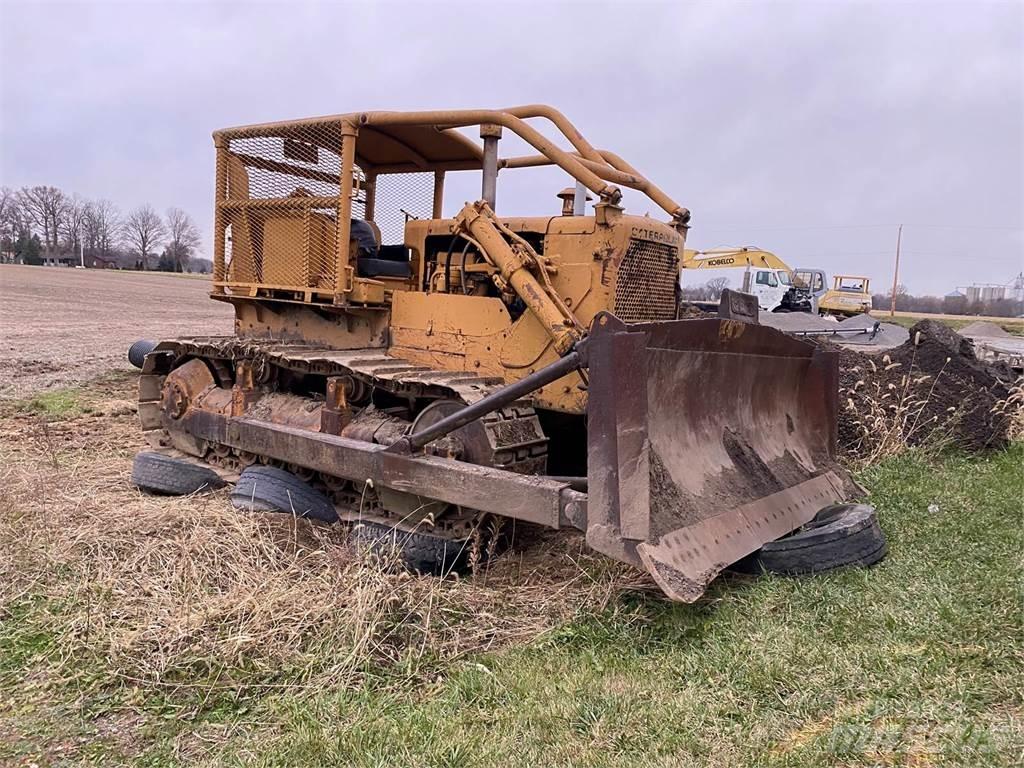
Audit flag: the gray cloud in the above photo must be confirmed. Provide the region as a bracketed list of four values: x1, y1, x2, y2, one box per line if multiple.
[2, 0, 1021, 295]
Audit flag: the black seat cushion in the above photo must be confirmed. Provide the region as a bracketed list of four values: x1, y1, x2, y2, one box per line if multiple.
[377, 244, 410, 263]
[357, 257, 411, 278]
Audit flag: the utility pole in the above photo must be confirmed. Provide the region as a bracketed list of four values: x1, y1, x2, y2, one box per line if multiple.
[889, 224, 902, 317]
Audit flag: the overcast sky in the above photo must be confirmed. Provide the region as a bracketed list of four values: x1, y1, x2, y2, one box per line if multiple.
[2, 0, 1021, 295]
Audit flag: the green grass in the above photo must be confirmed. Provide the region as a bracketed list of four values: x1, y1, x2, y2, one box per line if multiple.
[4, 371, 137, 421]
[17, 387, 89, 418]
[883, 314, 1024, 336]
[2, 446, 1022, 766]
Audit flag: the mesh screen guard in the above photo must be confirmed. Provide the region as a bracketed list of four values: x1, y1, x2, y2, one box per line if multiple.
[213, 123, 433, 298]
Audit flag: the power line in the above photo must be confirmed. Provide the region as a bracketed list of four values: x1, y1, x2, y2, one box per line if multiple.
[901, 224, 1024, 231]
[697, 224, 895, 232]
[696, 223, 1023, 232]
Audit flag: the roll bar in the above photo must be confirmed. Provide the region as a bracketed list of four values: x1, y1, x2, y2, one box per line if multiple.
[358, 107, 689, 225]
[212, 105, 691, 302]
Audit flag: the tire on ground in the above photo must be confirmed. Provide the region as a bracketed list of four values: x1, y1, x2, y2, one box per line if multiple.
[128, 339, 157, 369]
[733, 503, 887, 575]
[230, 465, 337, 523]
[131, 451, 225, 496]
[351, 521, 474, 577]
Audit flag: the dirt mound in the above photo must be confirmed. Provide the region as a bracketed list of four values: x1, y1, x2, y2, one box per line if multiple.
[759, 311, 908, 349]
[959, 321, 1012, 339]
[837, 313, 879, 330]
[835, 319, 1013, 457]
[758, 311, 835, 333]
[837, 315, 909, 349]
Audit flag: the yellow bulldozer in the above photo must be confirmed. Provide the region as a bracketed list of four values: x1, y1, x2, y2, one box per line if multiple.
[129, 106, 860, 603]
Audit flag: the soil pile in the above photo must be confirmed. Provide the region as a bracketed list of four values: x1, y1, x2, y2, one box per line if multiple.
[958, 321, 1012, 339]
[835, 320, 1013, 455]
[836, 314, 909, 349]
[758, 311, 908, 349]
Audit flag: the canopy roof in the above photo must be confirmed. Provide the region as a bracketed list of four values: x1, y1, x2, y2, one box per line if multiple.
[212, 106, 688, 222]
[214, 114, 483, 172]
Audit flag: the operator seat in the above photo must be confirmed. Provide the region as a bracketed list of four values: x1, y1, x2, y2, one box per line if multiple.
[354, 219, 412, 279]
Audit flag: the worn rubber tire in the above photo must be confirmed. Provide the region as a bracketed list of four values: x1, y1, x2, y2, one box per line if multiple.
[128, 339, 157, 369]
[231, 465, 337, 523]
[733, 503, 887, 575]
[131, 451, 225, 496]
[351, 521, 473, 576]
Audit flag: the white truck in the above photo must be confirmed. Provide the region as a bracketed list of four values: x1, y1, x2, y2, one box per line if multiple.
[679, 247, 798, 312]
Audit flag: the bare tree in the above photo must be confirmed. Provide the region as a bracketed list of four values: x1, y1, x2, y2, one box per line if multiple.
[122, 205, 167, 270]
[18, 186, 67, 253]
[888, 283, 911, 312]
[0, 187, 16, 227]
[60, 195, 88, 260]
[165, 207, 201, 272]
[83, 199, 120, 259]
[705, 276, 731, 300]
[0, 187, 21, 255]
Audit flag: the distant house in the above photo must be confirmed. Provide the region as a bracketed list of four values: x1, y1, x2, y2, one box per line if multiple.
[85, 254, 117, 269]
[36, 251, 119, 268]
[42, 252, 78, 267]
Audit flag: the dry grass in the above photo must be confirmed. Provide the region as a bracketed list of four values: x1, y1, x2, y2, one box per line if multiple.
[2, 265, 1020, 764]
[0, 374, 653, 703]
[992, 377, 1024, 442]
[3, 374, 1021, 765]
[840, 350, 957, 466]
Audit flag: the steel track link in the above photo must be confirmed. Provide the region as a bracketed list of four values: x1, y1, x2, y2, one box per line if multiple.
[138, 337, 548, 475]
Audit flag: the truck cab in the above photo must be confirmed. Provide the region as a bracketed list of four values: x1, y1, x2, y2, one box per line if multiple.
[745, 266, 792, 311]
[791, 268, 827, 313]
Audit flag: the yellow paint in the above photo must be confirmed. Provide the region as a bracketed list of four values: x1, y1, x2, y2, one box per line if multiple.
[820, 275, 872, 317]
[211, 110, 689, 415]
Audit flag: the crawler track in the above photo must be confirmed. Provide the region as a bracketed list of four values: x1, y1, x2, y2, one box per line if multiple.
[136, 337, 549, 536]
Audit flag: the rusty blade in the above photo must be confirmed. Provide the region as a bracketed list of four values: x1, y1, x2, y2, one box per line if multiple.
[585, 313, 849, 602]
[637, 472, 846, 602]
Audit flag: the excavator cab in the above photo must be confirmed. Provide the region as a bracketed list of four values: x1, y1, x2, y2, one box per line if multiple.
[680, 247, 795, 312]
[136, 106, 852, 602]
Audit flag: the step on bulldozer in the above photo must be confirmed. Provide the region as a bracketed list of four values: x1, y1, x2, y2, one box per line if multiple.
[133, 105, 853, 602]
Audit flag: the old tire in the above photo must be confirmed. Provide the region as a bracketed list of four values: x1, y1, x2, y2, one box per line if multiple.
[351, 521, 473, 576]
[733, 503, 887, 575]
[231, 465, 337, 523]
[128, 339, 157, 369]
[131, 451, 225, 495]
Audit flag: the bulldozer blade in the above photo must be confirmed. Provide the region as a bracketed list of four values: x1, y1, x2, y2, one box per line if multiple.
[585, 312, 849, 602]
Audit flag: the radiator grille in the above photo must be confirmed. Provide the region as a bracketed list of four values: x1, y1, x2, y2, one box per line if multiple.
[614, 238, 679, 322]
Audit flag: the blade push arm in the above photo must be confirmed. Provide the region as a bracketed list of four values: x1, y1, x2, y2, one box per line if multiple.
[454, 200, 584, 355]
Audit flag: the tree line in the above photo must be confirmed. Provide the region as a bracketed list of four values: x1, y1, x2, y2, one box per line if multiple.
[681, 275, 1023, 317]
[872, 286, 1023, 318]
[679, 277, 731, 302]
[0, 185, 211, 273]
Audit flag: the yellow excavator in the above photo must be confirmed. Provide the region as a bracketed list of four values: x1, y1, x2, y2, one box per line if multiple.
[682, 248, 873, 317]
[128, 106, 856, 603]
[680, 247, 799, 312]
